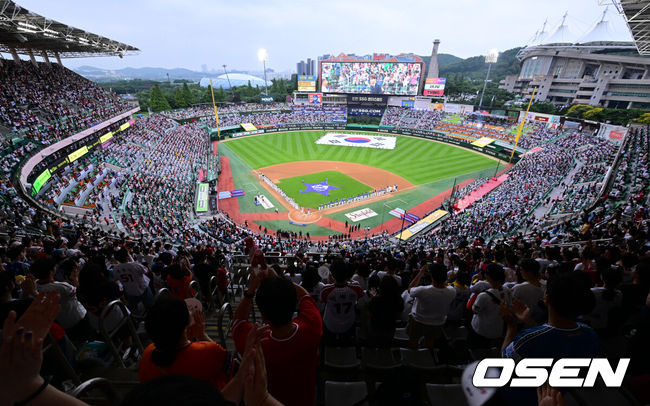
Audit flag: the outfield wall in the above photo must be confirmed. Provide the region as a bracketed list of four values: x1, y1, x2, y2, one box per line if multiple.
[221, 122, 522, 163]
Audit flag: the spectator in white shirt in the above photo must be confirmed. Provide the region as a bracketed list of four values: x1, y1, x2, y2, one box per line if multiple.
[407, 262, 456, 349]
[376, 258, 403, 286]
[113, 248, 153, 308]
[32, 257, 92, 343]
[512, 259, 547, 324]
[470, 263, 512, 348]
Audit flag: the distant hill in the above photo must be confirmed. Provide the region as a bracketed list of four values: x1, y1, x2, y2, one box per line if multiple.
[418, 53, 463, 72]
[72, 66, 206, 82]
[439, 47, 523, 81]
[74, 48, 524, 84]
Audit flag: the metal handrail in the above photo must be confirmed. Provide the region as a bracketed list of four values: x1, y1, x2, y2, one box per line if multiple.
[99, 299, 145, 368]
[69, 377, 120, 406]
[217, 302, 233, 348]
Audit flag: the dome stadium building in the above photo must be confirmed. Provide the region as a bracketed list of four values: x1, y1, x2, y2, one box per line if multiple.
[499, 8, 650, 109]
[199, 73, 270, 89]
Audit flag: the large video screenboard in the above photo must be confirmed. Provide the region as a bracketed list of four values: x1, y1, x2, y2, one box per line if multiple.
[320, 62, 422, 95]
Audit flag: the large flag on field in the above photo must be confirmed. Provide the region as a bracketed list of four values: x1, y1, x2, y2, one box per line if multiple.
[404, 212, 420, 224]
[315, 133, 396, 150]
[389, 208, 419, 224]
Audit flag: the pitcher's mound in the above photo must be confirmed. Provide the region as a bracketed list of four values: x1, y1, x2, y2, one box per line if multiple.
[288, 210, 322, 224]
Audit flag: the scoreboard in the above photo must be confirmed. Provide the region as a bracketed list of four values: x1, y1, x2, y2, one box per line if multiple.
[424, 78, 446, 96]
[297, 75, 317, 92]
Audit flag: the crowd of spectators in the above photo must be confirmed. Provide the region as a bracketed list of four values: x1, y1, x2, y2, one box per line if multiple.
[0, 61, 131, 144]
[162, 103, 289, 120]
[1, 85, 649, 404]
[203, 106, 347, 128]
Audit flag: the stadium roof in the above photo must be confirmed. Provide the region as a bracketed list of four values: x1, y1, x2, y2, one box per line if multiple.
[519, 8, 636, 59]
[0, 0, 138, 58]
[618, 0, 650, 54]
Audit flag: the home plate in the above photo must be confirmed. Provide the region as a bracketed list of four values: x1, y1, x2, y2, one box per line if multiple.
[345, 208, 378, 222]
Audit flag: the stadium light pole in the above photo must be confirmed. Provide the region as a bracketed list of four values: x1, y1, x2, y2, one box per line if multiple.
[222, 64, 235, 100]
[478, 49, 499, 110]
[257, 48, 269, 96]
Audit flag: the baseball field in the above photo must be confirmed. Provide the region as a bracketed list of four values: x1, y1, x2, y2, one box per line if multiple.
[217, 131, 502, 238]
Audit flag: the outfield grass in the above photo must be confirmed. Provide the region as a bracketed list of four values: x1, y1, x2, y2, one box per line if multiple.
[276, 170, 372, 209]
[223, 131, 496, 185]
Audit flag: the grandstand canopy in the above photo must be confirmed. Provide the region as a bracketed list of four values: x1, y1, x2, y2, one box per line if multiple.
[0, 0, 138, 58]
[619, 0, 650, 54]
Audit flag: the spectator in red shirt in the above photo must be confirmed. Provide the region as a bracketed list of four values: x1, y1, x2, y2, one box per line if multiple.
[166, 263, 194, 299]
[232, 268, 322, 406]
[139, 295, 233, 389]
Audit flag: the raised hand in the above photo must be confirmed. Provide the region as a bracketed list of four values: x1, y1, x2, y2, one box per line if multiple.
[537, 383, 565, 406]
[15, 291, 61, 342]
[511, 298, 534, 324]
[0, 311, 46, 403]
[243, 345, 270, 406]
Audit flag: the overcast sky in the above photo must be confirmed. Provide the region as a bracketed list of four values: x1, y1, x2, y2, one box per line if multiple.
[16, 0, 633, 72]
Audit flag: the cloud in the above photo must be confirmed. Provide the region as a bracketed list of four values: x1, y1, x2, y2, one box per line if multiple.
[14, 0, 628, 73]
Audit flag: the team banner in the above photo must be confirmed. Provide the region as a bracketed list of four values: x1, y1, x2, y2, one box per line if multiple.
[100, 132, 113, 143]
[195, 183, 209, 212]
[315, 133, 396, 150]
[68, 146, 88, 163]
[396, 209, 449, 240]
[241, 123, 257, 132]
[308, 93, 322, 104]
[345, 208, 378, 222]
[32, 169, 51, 195]
[471, 137, 495, 148]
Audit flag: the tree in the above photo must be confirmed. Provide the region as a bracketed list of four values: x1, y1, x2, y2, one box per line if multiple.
[174, 87, 187, 108]
[583, 107, 604, 121]
[635, 112, 650, 124]
[149, 84, 171, 112]
[566, 104, 593, 118]
[215, 86, 226, 102]
[203, 85, 214, 103]
[530, 102, 558, 115]
[182, 82, 193, 106]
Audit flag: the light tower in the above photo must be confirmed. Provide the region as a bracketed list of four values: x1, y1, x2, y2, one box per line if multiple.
[479, 48, 499, 110]
[257, 48, 269, 96]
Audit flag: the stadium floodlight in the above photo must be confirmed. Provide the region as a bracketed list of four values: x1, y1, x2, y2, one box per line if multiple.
[485, 48, 499, 64]
[17, 27, 38, 34]
[18, 21, 39, 30]
[257, 48, 268, 62]
[257, 48, 269, 96]
[479, 48, 499, 109]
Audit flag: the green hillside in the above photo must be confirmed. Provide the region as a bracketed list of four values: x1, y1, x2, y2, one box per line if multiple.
[439, 47, 523, 82]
